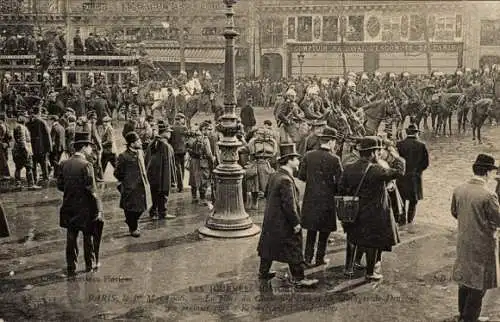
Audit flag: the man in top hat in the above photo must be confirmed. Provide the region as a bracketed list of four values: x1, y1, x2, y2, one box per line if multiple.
[257, 142, 319, 287]
[339, 136, 405, 280]
[27, 106, 52, 184]
[298, 127, 343, 267]
[451, 154, 500, 322]
[12, 111, 41, 189]
[240, 98, 256, 134]
[170, 113, 189, 192]
[114, 132, 151, 237]
[100, 115, 116, 174]
[396, 124, 429, 227]
[57, 131, 103, 276]
[0, 113, 12, 179]
[145, 121, 176, 220]
[49, 115, 66, 178]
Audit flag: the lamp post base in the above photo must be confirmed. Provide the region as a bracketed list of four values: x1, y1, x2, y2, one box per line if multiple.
[198, 224, 261, 238]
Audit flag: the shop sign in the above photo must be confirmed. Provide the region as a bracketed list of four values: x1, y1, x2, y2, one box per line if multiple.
[288, 42, 462, 53]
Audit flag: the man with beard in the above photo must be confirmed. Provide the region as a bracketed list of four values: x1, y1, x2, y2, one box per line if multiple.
[145, 121, 176, 220]
[257, 143, 318, 287]
[57, 131, 103, 276]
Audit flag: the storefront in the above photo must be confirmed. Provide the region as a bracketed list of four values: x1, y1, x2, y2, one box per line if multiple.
[256, 0, 466, 77]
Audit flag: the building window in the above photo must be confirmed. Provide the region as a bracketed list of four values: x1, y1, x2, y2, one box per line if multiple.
[288, 17, 296, 40]
[261, 18, 283, 48]
[202, 27, 218, 36]
[456, 15, 462, 39]
[297, 16, 313, 42]
[346, 16, 364, 41]
[480, 20, 500, 46]
[433, 16, 455, 41]
[322, 16, 339, 42]
[409, 15, 426, 41]
[381, 16, 401, 42]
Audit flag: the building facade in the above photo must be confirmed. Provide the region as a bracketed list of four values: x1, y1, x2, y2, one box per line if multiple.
[254, 0, 468, 78]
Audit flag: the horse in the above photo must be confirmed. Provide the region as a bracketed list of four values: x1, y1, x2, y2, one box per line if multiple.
[435, 93, 466, 137]
[361, 99, 393, 136]
[471, 98, 494, 144]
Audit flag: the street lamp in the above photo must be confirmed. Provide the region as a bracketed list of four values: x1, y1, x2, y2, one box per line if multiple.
[198, 0, 260, 238]
[297, 51, 305, 77]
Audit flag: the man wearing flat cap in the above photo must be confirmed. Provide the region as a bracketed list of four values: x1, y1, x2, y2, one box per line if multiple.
[298, 127, 343, 267]
[339, 136, 405, 280]
[396, 124, 429, 227]
[451, 154, 500, 322]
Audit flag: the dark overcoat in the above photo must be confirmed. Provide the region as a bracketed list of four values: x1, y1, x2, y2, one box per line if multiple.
[451, 178, 500, 290]
[57, 154, 102, 232]
[339, 157, 405, 250]
[396, 136, 429, 201]
[298, 148, 343, 232]
[114, 149, 152, 213]
[27, 116, 52, 155]
[145, 136, 176, 194]
[50, 122, 66, 153]
[257, 168, 304, 264]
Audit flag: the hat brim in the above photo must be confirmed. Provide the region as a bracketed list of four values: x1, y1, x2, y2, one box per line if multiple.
[72, 140, 94, 146]
[473, 162, 498, 170]
[357, 146, 383, 151]
[278, 152, 301, 161]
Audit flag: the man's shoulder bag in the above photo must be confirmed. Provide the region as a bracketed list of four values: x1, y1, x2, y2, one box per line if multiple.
[335, 164, 372, 224]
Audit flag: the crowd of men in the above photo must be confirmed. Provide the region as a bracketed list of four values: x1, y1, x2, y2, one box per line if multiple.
[2, 65, 500, 321]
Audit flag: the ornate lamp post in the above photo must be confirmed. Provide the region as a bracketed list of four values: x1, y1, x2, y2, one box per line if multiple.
[297, 51, 305, 77]
[198, 0, 260, 238]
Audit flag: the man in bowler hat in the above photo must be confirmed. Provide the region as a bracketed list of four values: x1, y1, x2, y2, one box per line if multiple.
[298, 127, 343, 267]
[57, 132, 103, 276]
[451, 154, 500, 322]
[396, 124, 429, 227]
[257, 143, 318, 287]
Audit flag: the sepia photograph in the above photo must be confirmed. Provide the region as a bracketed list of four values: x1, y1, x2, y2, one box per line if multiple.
[1, 0, 500, 321]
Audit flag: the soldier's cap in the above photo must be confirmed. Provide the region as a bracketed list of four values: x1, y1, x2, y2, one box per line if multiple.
[175, 113, 186, 120]
[65, 107, 75, 114]
[318, 127, 338, 140]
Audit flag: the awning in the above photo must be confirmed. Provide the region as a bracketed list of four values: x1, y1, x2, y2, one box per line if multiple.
[146, 48, 226, 64]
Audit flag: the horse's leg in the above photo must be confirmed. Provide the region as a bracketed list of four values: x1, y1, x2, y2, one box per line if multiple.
[457, 110, 462, 134]
[448, 114, 452, 136]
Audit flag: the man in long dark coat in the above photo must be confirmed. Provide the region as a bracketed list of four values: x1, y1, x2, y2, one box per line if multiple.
[145, 121, 176, 220]
[49, 115, 65, 177]
[114, 132, 152, 237]
[298, 127, 343, 267]
[240, 98, 256, 134]
[257, 143, 318, 287]
[27, 106, 52, 183]
[57, 132, 103, 276]
[396, 124, 429, 227]
[170, 113, 188, 192]
[339, 136, 405, 280]
[0, 113, 12, 178]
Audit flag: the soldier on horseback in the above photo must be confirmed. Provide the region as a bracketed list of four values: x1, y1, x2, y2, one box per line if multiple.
[275, 88, 306, 143]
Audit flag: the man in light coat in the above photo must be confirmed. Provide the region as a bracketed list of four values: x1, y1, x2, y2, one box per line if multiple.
[451, 153, 500, 322]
